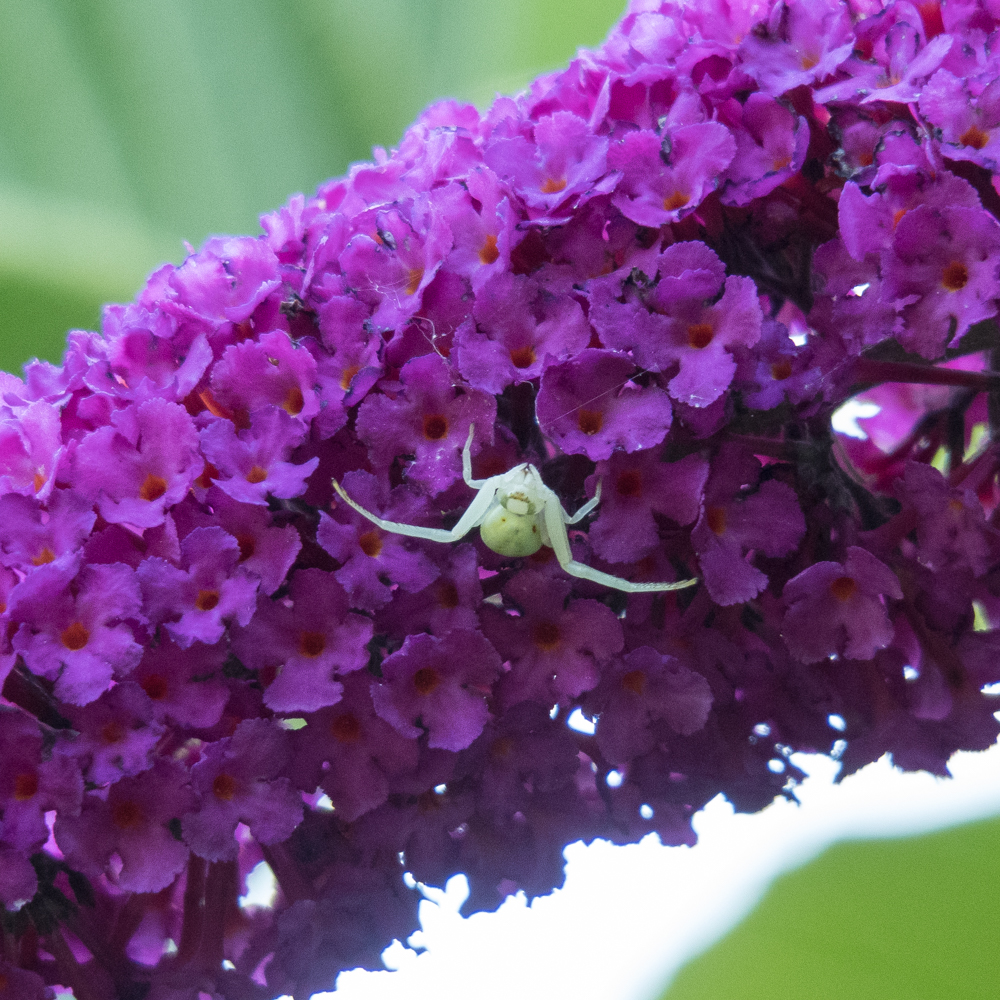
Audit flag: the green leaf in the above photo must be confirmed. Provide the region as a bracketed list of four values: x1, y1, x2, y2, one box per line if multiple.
[658, 814, 1000, 1000]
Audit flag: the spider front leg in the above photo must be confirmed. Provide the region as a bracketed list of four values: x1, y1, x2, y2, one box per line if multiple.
[462, 423, 488, 489]
[541, 493, 698, 594]
[332, 476, 501, 544]
[565, 479, 602, 525]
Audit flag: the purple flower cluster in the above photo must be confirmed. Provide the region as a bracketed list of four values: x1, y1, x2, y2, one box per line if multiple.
[4, 0, 1000, 995]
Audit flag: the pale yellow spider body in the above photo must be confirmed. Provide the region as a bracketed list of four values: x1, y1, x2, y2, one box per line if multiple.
[332, 426, 698, 594]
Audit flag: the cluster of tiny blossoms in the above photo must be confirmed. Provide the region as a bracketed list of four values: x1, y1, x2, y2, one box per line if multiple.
[4, 0, 1000, 996]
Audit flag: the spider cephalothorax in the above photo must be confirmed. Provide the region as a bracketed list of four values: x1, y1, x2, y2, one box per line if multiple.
[333, 427, 698, 594]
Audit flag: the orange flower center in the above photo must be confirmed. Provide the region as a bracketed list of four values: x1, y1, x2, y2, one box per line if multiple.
[140, 473, 168, 502]
[509, 345, 536, 369]
[959, 125, 989, 150]
[140, 674, 169, 700]
[942, 261, 969, 291]
[532, 621, 562, 651]
[212, 773, 238, 801]
[687, 323, 714, 349]
[32, 546, 56, 566]
[236, 534, 255, 561]
[829, 576, 857, 602]
[61, 621, 90, 651]
[359, 530, 383, 558]
[13, 772, 38, 801]
[621, 669, 647, 695]
[436, 581, 460, 609]
[196, 462, 220, 489]
[282, 385, 304, 416]
[479, 234, 500, 265]
[110, 799, 144, 829]
[101, 721, 125, 745]
[706, 506, 727, 536]
[616, 470, 642, 498]
[577, 409, 603, 435]
[406, 268, 424, 296]
[340, 364, 361, 391]
[413, 667, 441, 695]
[299, 631, 326, 658]
[423, 414, 449, 440]
[196, 590, 220, 612]
[330, 712, 362, 743]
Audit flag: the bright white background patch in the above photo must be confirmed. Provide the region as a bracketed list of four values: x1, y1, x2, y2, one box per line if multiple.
[320, 744, 1000, 1000]
[831, 398, 880, 439]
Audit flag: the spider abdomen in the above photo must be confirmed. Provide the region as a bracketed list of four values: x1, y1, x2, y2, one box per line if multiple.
[479, 503, 543, 557]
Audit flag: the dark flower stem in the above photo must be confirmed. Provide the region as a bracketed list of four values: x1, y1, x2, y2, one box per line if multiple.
[852, 357, 1000, 393]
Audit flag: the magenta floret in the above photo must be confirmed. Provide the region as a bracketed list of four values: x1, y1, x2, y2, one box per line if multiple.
[3, 0, 1000, 994]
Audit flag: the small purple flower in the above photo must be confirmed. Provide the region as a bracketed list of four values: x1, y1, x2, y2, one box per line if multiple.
[56, 760, 196, 893]
[882, 204, 1000, 357]
[0, 844, 39, 911]
[156, 234, 281, 325]
[483, 110, 611, 216]
[456, 701, 580, 823]
[738, 0, 855, 95]
[377, 541, 484, 639]
[585, 450, 708, 564]
[339, 201, 453, 330]
[589, 241, 762, 407]
[921, 69, 1000, 171]
[0, 709, 81, 853]
[444, 166, 517, 291]
[691, 448, 806, 606]
[182, 719, 304, 861]
[483, 570, 624, 709]
[9, 559, 144, 705]
[455, 272, 590, 394]
[719, 93, 809, 206]
[371, 629, 502, 751]
[209, 328, 320, 426]
[607, 122, 736, 226]
[137, 526, 259, 648]
[318, 471, 440, 611]
[131, 636, 231, 729]
[0, 489, 95, 571]
[535, 349, 673, 460]
[783, 546, 903, 663]
[199, 405, 319, 505]
[356, 353, 496, 493]
[230, 568, 372, 713]
[898, 461, 1000, 577]
[186, 486, 302, 596]
[65, 682, 164, 785]
[72, 398, 202, 529]
[0, 400, 63, 502]
[291, 672, 421, 821]
[586, 646, 713, 766]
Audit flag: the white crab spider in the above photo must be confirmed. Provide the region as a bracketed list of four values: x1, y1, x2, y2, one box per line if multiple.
[332, 426, 698, 594]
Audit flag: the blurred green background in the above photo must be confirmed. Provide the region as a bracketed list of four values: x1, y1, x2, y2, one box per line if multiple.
[5, 4, 1000, 999]
[658, 812, 1000, 1000]
[0, 0, 624, 372]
